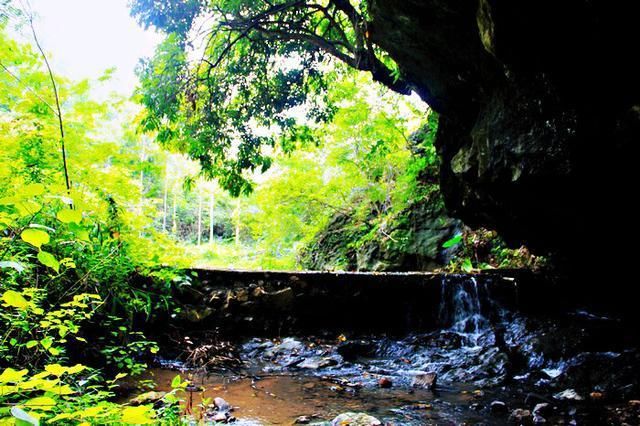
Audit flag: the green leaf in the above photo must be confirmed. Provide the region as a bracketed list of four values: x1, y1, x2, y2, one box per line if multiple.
[2, 290, 29, 310]
[442, 234, 462, 249]
[40, 337, 53, 350]
[170, 375, 181, 388]
[56, 209, 82, 224]
[48, 347, 61, 356]
[25, 341, 38, 349]
[461, 258, 473, 273]
[37, 251, 60, 273]
[20, 229, 50, 248]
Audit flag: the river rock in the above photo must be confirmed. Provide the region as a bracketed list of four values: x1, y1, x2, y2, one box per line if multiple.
[411, 371, 437, 390]
[130, 391, 167, 406]
[298, 356, 338, 370]
[331, 412, 382, 426]
[214, 397, 231, 412]
[265, 338, 304, 357]
[264, 287, 294, 309]
[532, 403, 551, 417]
[553, 389, 584, 401]
[378, 377, 392, 388]
[490, 400, 508, 414]
[509, 408, 532, 424]
[211, 412, 233, 423]
[295, 415, 312, 424]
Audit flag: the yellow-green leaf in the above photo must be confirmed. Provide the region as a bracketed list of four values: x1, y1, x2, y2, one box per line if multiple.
[66, 364, 86, 375]
[44, 364, 66, 376]
[23, 184, 45, 197]
[121, 406, 155, 425]
[24, 396, 56, 412]
[20, 229, 49, 248]
[15, 201, 42, 216]
[48, 413, 74, 423]
[56, 209, 82, 224]
[2, 290, 29, 310]
[0, 368, 28, 383]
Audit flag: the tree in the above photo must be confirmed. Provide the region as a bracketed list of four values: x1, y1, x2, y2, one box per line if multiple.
[131, 0, 411, 195]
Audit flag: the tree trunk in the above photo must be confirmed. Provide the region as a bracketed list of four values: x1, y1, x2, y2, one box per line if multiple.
[235, 198, 241, 246]
[197, 191, 203, 246]
[162, 171, 168, 232]
[209, 190, 214, 243]
[172, 190, 177, 236]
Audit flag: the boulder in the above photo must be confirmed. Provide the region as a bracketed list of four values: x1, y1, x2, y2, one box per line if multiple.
[411, 371, 437, 390]
[331, 412, 382, 426]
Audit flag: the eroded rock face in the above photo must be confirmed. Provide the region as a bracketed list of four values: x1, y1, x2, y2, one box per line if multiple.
[368, 0, 640, 273]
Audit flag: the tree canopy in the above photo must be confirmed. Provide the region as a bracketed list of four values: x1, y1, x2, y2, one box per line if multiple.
[131, 0, 411, 195]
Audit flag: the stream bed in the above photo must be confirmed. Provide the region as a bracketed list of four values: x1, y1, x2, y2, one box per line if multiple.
[140, 277, 640, 425]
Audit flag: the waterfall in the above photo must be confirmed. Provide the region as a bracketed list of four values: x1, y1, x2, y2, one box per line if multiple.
[438, 275, 492, 345]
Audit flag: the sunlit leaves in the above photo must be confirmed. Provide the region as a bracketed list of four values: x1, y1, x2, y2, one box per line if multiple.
[56, 209, 82, 224]
[20, 228, 49, 248]
[24, 396, 56, 411]
[0, 368, 29, 383]
[120, 406, 155, 424]
[22, 183, 45, 197]
[2, 290, 29, 310]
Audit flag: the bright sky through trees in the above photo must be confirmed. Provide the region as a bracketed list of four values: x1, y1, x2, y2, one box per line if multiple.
[19, 0, 161, 96]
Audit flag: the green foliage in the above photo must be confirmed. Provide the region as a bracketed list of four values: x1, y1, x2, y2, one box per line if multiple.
[131, 0, 411, 195]
[0, 20, 184, 424]
[0, 364, 156, 424]
[445, 228, 547, 272]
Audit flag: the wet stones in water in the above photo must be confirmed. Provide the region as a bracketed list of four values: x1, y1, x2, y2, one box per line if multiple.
[553, 389, 584, 401]
[209, 397, 235, 423]
[509, 408, 532, 424]
[532, 402, 551, 424]
[412, 331, 465, 349]
[214, 397, 231, 412]
[298, 356, 339, 370]
[411, 371, 437, 390]
[331, 412, 382, 426]
[294, 415, 312, 424]
[377, 377, 392, 388]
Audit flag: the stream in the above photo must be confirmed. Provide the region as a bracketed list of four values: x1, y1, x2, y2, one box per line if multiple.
[140, 276, 640, 425]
